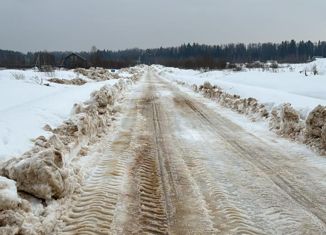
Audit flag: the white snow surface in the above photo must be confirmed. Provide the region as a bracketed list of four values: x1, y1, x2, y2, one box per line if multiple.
[156, 59, 326, 118]
[0, 176, 21, 209]
[0, 69, 126, 161]
[0, 68, 91, 83]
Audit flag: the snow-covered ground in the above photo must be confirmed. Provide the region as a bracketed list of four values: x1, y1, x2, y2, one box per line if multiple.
[0, 68, 130, 161]
[0, 65, 325, 234]
[0, 66, 145, 234]
[0, 68, 91, 83]
[157, 58, 326, 118]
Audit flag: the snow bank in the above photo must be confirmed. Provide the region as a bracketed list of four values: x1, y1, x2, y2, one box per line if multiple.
[0, 176, 43, 235]
[156, 63, 326, 155]
[305, 105, 326, 152]
[74, 66, 141, 81]
[196, 81, 325, 154]
[0, 77, 139, 200]
[0, 67, 138, 161]
[0, 150, 67, 200]
[0, 66, 146, 233]
[75, 67, 120, 81]
[194, 82, 269, 121]
[269, 104, 304, 139]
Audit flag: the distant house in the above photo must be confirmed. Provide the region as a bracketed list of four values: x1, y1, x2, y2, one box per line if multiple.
[62, 53, 88, 69]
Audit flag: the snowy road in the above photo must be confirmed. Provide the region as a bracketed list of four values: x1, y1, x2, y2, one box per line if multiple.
[57, 69, 326, 234]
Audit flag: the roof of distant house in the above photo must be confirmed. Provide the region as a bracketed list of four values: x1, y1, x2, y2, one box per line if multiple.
[64, 53, 87, 61]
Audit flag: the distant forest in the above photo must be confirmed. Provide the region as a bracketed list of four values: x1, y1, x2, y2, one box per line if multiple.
[1, 40, 326, 69]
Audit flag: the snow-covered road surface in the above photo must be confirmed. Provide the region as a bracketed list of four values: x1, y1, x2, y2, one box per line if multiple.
[56, 69, 326, 234]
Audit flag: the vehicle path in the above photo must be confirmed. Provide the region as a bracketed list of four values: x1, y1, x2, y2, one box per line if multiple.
[57, 69, 326, 234]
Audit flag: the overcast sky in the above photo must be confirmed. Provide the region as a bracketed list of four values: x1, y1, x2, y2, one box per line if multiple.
[1, 0, 325, 52]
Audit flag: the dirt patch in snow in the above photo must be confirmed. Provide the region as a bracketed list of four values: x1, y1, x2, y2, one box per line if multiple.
[0, 66, 145, 234]
[48, 78, 87, 85]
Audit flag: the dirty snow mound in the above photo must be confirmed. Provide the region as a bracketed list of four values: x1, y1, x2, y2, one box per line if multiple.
[0, 149, 68, 200]
[75, 67, 119, 81]
[269, 104, 304, 139]
[305, 105, 326, 154]
[197, 82, 268, 120]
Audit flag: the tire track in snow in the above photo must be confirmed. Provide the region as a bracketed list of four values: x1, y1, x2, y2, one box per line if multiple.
[173, 92, 326, 233]
[129, 96, 170, 234]
[172, 96, 266, 234]
[133, 139, 169, 234]
[181, 149, 265, 234]
[58, 132, 132, 235]
[59, 157, 127, 234]
[134, 84, 217, 234]
[151, 97, 216, 234]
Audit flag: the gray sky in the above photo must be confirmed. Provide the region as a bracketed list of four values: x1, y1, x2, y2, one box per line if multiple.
[1, 0, 326, 52]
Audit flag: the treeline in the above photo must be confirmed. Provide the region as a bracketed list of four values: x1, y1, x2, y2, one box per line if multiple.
[1, 40, 326, 69]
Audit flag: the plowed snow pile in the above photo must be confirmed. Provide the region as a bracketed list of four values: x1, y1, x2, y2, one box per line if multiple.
[156, 59, 326, 154]
[0, 67, 137, 160]
[0, 66, 145, 234]
[47, 78, 87, 85]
